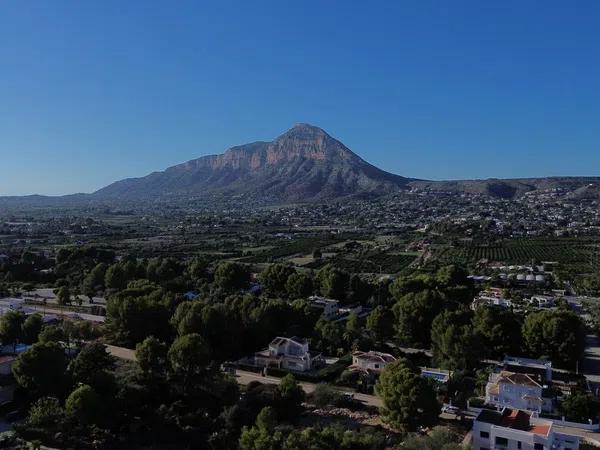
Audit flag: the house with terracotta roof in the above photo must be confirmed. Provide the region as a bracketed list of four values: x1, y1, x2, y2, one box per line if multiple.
[254, 337, 324, 372]
[350, 351, 396, 374]
[473, 407, 579, 450]
[486, 371, 553, 413]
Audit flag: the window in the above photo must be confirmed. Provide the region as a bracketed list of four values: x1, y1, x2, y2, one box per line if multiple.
[374, 364, 379, 369]
[517, 442, 521, 449]
[480, 431, 489, 439]
[495, 437, 508, 446]
[534, 444, 544, 450]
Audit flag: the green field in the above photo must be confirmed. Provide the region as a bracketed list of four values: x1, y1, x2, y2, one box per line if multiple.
[438, 238, 600, 272]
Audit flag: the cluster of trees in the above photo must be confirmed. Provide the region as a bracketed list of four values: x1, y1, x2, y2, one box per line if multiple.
[0, 250, 54, 284]
[431, 303, 585, 371]
[260, 262, 382, 305]
[11, 326, 226, 448]
[377, 266, 586, 371]
[9, 315, 314, 449]
[239, 406, 389, 450]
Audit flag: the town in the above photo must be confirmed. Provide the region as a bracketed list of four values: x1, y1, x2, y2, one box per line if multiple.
[0, 190, 600, 449]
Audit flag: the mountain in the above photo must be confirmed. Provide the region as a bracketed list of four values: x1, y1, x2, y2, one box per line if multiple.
[2, 123, 599, 207]
[93, 123, 414, 203]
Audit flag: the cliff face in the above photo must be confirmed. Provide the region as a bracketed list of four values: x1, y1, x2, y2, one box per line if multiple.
[93, 124, 413, 202]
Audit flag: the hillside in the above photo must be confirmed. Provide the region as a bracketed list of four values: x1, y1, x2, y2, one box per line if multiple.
[93, 124, 413, 203]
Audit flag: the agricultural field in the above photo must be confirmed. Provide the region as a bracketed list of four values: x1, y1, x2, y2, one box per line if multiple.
[306, 252, 417, 274]
[437, 238, 600, 273]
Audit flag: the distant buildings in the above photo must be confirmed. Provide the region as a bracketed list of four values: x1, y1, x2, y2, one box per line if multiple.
[472, 288, 512, 309]
[472, 408, 579, 450]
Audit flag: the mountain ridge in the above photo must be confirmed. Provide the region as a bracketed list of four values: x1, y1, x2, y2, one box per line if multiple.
[92, 123, 414, 202]
[2, 123, 600, 205]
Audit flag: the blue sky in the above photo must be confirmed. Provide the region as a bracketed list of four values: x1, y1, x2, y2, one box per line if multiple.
[1, 1, 600, 195]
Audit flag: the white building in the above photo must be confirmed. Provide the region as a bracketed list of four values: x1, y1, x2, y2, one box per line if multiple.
[350, 351, 396, 374]
[254, 337, 324, 372]
[308, 296, 340, 320]
[486, 371, 552, 413]
[472, 408, 579, 450]
[528, 296, 555, 308]
[472, 288, 511, 309]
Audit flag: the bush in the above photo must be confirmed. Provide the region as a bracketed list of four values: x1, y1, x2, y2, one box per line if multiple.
[309, 383, 340, 408]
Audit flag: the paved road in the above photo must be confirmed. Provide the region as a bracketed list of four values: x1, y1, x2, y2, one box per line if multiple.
[552, 423, 600, 446]
[0, 298, 105, 323]
[235, 369, 383, 407]
[106, 344, 136, 361]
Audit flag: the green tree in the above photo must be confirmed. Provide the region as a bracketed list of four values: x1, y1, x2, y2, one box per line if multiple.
[56, 286, 71, 305]
[171, 301, 241, 359]
[314, 318, 344, 355]
[214, 261, 250, 292]
[256, 406, 277, 433]
[189, 256, 210, 280]
[436, 265, 469, 287]
[366, 306, 394, 343]
[27, 397, 64, 427]
[522, 310, 586, 369]
[13, 342, 68, 398]
[136, 336, 168, 377]
[65, 384, 104, 425]
[0, 309, 25, 352]
[472, 306, 522, 358]
[317, 265, 349, 301]
[38, 324, 65, 344]
[310, 383, 340, 408]
[392, 290, 444, 347]
[560, 392, 600, 422]
[375, 359, 440, 431]
[285, 272, 314, 299]
[239, 406, 283, 450]
[69, 342, 115, 388]
[105, 265, 127, 291]
[22, 313, 43, 344]
[389, 274, 433, 299]
[261, 264, 296, 297]
[82, 263, 107, 299]
[343, 312, 362, 349]
[431, 310, 482, 371]
[276, 374, 305, 421]
[168, 333, 210, 393]
[106, 282, 172, 345]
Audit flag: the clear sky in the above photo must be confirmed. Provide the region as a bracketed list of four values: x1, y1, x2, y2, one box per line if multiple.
[1, 1, 600, 196]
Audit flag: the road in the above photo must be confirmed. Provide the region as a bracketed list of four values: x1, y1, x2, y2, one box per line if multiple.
[106, 344, 136, 361]
[0, 298, 106, 323]
[581, 334, 600, 415]
[552, 423, 600, 446]
[235, 369, 383, 407]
